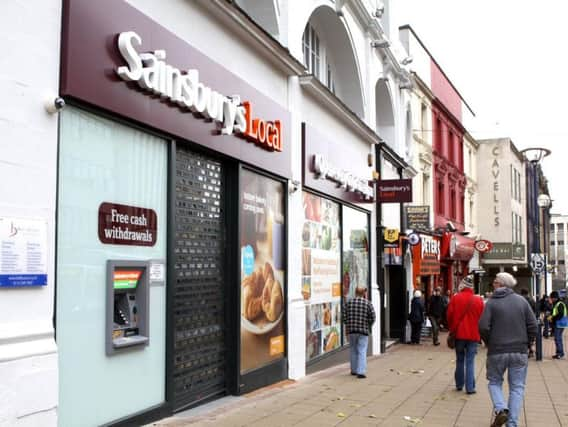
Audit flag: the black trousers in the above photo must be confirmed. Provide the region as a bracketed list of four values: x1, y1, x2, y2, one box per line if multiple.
[410, 321, 422, 343]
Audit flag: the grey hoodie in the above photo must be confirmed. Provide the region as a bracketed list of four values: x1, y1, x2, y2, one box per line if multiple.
[478, 287, 537, 355]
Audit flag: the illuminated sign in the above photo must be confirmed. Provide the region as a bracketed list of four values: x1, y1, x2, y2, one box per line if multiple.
[116, 31, 282, 151]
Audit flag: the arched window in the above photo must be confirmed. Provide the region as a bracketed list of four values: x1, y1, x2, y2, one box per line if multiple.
[302, 23, 335, 93]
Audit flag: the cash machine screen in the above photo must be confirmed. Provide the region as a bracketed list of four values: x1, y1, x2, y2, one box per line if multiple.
[107, 262, 149, 355]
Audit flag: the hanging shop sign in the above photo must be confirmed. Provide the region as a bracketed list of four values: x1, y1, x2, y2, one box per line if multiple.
[0, 217, 48, 287]
[474, 239, 493, 253]
[116, 32, 282, 152]
[60, 0, 292, 178]
[404, 205, 430, 231]
[377, 179, 412, 203]
[98, 202, 157, 247]
[383, 228, 400, 248]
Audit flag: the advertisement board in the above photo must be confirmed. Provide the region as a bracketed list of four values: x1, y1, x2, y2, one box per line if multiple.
[239, 169, 286, 373]
[302, 192, 341, 362]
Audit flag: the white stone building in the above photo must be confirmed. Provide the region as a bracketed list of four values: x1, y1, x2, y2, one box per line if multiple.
[1, 0, 417, 425]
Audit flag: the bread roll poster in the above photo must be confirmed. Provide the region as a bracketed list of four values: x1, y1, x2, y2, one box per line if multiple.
[302, 192, 342, 361]
[239, 169, 285, 374]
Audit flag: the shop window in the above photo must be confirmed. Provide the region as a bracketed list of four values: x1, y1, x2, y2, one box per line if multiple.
[302, 192, 341, 362]
[437, 182, 444, 215]
[57, 107, 167, 426]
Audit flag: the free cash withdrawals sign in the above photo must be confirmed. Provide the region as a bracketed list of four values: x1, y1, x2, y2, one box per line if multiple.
[377, 179, 412, 203]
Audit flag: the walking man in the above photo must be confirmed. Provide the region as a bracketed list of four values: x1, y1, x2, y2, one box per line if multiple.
[479, 272, 537, 427]
[446, 275, 484, 395]
[428, 287, 445, 346]
[344, 286, 376, 378]
[548, 291, 567, 359]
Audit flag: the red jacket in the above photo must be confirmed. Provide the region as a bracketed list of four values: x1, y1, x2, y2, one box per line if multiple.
[446, 288, 484, 341]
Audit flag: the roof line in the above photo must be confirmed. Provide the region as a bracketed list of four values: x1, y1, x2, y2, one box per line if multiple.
[399, 24, 475, 117]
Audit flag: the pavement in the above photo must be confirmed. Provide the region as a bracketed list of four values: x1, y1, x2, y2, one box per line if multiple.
[149, 331, 568, 427]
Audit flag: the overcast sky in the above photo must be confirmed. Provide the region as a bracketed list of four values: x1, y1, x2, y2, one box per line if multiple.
[398, 0, 567, 214]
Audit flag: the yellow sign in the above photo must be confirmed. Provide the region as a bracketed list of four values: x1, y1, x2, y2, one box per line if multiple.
[384, 228, 399, 243]
[269, 335, 285, 355]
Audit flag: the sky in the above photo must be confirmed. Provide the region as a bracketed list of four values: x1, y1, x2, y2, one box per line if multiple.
[397, 0, 568, 214]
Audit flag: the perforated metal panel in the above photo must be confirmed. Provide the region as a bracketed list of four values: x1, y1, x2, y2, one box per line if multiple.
[173, 146, 226, 410]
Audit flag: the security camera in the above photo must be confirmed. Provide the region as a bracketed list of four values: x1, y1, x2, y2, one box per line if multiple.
[401, 56, 413, 66]
[44, 96, 66, 114]
[372, 4, 385, 18]
[446, 221, 457, 232]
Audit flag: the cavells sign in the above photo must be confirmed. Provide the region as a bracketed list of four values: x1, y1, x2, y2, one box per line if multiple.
[116, 31, 282, 151]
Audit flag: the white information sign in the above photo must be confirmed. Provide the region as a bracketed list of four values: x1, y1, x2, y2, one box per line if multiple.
[0, 217, 48, 287]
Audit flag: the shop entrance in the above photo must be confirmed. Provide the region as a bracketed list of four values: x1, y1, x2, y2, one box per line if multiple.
[388, 265, 406, 339]
[171, 146, 227, 411]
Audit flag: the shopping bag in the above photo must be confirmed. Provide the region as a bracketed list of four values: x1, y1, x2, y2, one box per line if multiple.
[447, 332, 456, 349]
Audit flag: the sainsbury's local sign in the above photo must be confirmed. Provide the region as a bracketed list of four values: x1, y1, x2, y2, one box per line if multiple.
[116, 31, 282, 151]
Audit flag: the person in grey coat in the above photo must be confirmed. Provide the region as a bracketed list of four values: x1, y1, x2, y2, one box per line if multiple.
[478, 272, 537, 427]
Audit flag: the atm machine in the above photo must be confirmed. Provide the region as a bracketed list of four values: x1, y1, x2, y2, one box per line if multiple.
[106, 260, 150, 355]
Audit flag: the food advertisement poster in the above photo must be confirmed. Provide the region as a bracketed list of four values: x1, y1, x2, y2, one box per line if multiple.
[240, 169, 285, 374]
[302, 192, 341, 361]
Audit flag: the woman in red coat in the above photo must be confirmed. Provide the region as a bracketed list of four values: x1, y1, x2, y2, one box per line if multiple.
[446, 275, 484, 394]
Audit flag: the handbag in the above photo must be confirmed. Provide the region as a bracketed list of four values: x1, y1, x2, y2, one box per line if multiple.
[447, 296, 475, 349]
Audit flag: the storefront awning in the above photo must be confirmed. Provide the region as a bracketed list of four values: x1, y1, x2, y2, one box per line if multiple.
[441, 232, 475, 261]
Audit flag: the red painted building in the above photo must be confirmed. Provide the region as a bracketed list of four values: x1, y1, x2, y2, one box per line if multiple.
[430, 60, 475, 293]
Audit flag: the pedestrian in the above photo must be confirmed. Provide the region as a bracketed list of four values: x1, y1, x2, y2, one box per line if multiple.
[520, 288, 536, 357]
[428, 287, 445, 346]
[478, 272, 537, 427]
[343, 286, 376, 378]
[540, 293, 552, 338]
[548, 291, 568, 359]
[446, 275, 484, 395]
[409, 290, 425, 344]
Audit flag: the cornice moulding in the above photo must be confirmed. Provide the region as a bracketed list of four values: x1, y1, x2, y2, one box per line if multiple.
[299, 74, 380, 146]
[204, 0, 306, 75]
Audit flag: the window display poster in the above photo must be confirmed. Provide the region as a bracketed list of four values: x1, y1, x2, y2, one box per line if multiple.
[239, 169, 285, 374]
[302, 192, 341, 361]
[342, 206, 369, 299]
[0, 217, 48, 287]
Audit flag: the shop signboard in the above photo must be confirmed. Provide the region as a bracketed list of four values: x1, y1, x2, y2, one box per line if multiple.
[98, 202, 157, 246]
[411, 234, 440, 276]
[405, 205, 430, 231]
[60, 0, 292, 179]
[302, 192, 342, 362]
[239, 169, 286, 374]
[0, 217, 48, 287]
[377, 179, 412, 203]
[483, 242, 513, 259]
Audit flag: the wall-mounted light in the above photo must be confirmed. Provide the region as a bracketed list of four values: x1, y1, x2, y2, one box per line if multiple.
[371, 40, 390, 49]
[288, 179, 301, 194]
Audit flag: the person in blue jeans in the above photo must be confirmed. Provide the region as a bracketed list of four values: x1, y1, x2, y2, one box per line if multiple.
[549, 291, 567, 359]
[446, 276, 484, 394]
[343, 286, 376, 378]
[479, 272, 537, 427]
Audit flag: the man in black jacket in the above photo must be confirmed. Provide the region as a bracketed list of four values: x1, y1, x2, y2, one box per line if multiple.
[428, 287, 445, 346]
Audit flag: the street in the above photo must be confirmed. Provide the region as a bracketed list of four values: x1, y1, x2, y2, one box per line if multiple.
[151, 332, 568, 427]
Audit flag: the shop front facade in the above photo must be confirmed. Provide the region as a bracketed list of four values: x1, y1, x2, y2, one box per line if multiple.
[2, 0, 416, 425]
[55, 0, 298, 424]
[301, 124, 375, 372]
